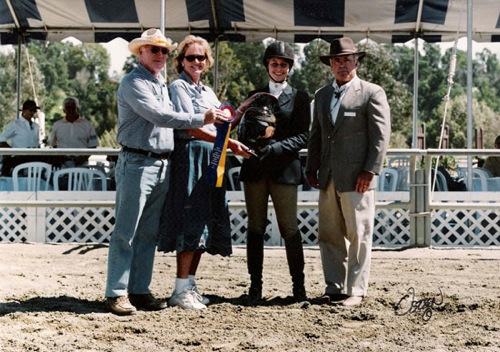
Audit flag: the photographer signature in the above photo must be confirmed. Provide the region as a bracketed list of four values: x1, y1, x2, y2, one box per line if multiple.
[395, 287, 444, 321]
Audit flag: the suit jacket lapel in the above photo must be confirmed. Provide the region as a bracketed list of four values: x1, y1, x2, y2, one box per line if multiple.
[278, 84, 293, 107]
[322, 85, 335, 129]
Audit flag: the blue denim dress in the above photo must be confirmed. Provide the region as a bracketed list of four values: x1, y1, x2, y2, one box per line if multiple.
[157, 72, 232, 256]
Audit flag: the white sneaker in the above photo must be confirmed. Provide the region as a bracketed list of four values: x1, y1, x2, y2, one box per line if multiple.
[168, 288, 207, 310]
[192, 285, 210, 305]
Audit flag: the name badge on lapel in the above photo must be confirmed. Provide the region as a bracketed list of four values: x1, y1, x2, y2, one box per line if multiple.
[344, 111, 356, 117]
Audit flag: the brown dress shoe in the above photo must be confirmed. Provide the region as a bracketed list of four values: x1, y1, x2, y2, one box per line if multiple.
[314, 293, 348, 304]
[107, 295, 137, 315]
[329, 293, 349, 303]
[342, 296, 363, 306]
[129, 293, 168, 311]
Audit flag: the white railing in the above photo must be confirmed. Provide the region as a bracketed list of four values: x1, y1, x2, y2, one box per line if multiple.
[0, 148, 499, 247]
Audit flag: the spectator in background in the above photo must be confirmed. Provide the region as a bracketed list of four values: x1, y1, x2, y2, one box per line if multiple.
[48, 97, 98, 167]
[484, 135, 500, 177]
[0, 99, 40, 175]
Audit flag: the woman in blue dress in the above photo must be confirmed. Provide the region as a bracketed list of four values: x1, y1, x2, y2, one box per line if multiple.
[158, 35, 252, 310]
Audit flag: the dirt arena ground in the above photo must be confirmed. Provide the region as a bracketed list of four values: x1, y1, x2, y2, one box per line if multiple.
[0, 244, 499, 352]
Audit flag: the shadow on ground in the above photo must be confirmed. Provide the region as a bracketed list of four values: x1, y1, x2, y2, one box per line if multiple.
[62, 244, 108, 255]
[0, 296, 105, 315]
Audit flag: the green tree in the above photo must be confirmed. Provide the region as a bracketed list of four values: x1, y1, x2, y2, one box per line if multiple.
[28, 41, 118, 140]
[27, 42, 70, 117]
[0, 52, 18, 129]
[358, 42, 413, 147]
[429, 94, 498, 148]
[0, 48, 46, 131]
[205, 41, 266, 105]
[290, 39, 330, 94]
[471, 49, 500, 113]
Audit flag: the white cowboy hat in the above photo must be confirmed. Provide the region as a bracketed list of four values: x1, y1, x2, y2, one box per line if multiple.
[128, 28, 178, 56]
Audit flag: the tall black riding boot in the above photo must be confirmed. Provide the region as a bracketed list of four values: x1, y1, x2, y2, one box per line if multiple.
[284, 232, 306, 302]
[246, 231, 264, 305]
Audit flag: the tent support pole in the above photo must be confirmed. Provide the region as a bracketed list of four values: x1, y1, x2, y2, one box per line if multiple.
[16, 33, 22, 119]
[213, 37, 219, 93]
[466, 0, 473, 189]
[160, 0, 168, 79]
[209, 0, 220, 94]
[412, 37, 419, 148]
[160, 0, 165, 32]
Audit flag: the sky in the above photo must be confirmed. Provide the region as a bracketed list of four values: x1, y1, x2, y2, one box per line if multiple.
[100, 38, 131, 77]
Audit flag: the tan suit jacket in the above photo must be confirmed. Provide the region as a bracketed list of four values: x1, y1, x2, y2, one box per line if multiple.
[306, 77, 391, 191]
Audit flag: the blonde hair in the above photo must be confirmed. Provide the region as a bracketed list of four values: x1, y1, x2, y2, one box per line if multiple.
[175, 35, 214, 74]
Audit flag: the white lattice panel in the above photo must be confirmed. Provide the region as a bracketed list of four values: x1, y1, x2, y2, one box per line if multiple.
[0, 191, 498, 248]
[432, 209, 500, 246]
[297, 207, 318, 245]
[0, 207, 27, 242]
[46, 207, 114, 243]
[228, 193, 410, 247]
[229, 205, 274, 245]
[374, 209, 411, 247]
[229, 207, 248, 245]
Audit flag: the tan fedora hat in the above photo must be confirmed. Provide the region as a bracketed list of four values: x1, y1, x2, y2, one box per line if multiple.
[320, 37, 365, 65]
[128, 28, 178, 56]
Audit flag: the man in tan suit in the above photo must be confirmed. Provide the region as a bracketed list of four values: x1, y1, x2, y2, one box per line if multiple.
[306, 37, 391, 306]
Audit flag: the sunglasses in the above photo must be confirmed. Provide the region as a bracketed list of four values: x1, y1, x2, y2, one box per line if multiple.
[269, 62, 289, 69]
[150, 46, 169, 55]
[184, 55, 207, 62]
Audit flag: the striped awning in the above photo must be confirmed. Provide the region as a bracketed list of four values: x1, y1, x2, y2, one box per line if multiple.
[0, 0, 499, 44]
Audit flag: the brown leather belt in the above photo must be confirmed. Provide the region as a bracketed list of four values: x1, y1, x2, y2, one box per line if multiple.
[122, 146, 171, 160]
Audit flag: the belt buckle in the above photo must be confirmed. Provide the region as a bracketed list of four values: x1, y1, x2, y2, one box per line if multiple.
[159, 152, 169, 160]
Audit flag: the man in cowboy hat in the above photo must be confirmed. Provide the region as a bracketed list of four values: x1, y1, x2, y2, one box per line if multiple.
[306, 37, 391, 306]
[105, 28, 227, 315]
[0, 99, 40, 149]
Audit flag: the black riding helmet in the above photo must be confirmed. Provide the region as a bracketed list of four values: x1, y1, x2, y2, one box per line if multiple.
[237, 93, 280, 149]
[262, 41, 294, 68]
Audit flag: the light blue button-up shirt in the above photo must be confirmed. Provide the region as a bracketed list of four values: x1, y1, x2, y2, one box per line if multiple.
[0, 117, 39, 148]
[330, 76, 359, 125]
[169, 72, 220, 139]
[117, 64, 205, 153]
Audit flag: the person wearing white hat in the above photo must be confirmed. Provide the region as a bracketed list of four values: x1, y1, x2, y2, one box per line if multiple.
[105, 28, 228, 315]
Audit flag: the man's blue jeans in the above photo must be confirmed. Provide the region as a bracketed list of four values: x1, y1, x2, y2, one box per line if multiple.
[105, 151, 170, 297]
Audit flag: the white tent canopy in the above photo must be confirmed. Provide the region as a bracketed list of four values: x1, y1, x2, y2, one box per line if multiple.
[0, 0, 499, 44]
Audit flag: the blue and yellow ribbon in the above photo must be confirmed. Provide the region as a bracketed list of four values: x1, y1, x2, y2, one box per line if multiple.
[207, 105, 234, 187]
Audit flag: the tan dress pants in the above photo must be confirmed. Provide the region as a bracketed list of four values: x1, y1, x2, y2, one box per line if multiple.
[318, 180, 375, 296]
